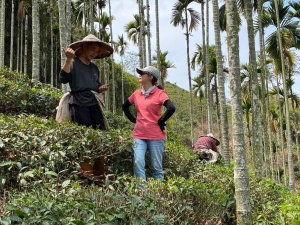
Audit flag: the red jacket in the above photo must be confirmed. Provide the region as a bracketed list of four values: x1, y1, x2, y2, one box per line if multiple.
[194, 136, 218, 152]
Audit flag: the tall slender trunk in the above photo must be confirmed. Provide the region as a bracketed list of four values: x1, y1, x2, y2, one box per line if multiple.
[275, 132, 281, 183]
[201, 1, 207, 133]
[245, 0, 263, 178]
[108, 0, 115, 114]
[90, 0, 94, 33]
[84, 1, 87, 35]
[17, 21, 20, 72]
[146, 0, 151, 65]
[43, 31, 47, 83]
[214, 74, 221, 140]
[212, 0, 230, 166]
[226, 0, 251, 223]
[24, 15, 28, 75]
[66, 1, 71, 47]
[276, 75, 287, 186]
[58, 0, 71, 92]
[121, 56, 124, 117]
[32, 0, 40, 83]
[0, 0, 5, 68]
[291, 94, 300, 181]
[287, 62, 300, 184]
[257, 0, 273, 180]
[185, 8, 195, 146]
[138, 0, 144, 68]
[50, 0, 54, 86]
[205, 0, 212, 133]
[98, 3, 101, 39]
[10, 0, 14, 70]
[20, 20, 24, 73]
[105, 62, 110, 111]
[155, 0, 161, 83]
[274, 0, 295, 192]
[55, 36, 58, 87]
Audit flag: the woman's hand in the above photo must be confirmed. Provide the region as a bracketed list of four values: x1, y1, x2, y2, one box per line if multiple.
[99, 84, 109, 93]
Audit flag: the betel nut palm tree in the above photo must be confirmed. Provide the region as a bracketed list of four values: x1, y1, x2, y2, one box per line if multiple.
[211, 0, 230, 166]
[124, 14, 149, 68]
[225, 0, 251, 223]
[170, 0, 201, 146]
[152, 50, 176, 88]
[115, 34, 129, 116]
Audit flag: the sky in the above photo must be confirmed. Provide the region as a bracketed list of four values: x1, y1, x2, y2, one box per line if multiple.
[108, 0, 300, 97]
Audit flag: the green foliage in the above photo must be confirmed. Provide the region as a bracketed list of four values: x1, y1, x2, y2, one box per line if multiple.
[1, 69, 300, 224]
[0, 113, 133, 190]
[0, 174, 233, 225]
[249, 177, 300, 224]
[0, 68, 61, 118]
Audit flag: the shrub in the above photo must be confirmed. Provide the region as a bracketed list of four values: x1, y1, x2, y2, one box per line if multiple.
[0, 68, 61, 118]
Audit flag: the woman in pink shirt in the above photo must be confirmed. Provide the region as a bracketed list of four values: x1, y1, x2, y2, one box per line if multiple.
[122, 66, 175, 181]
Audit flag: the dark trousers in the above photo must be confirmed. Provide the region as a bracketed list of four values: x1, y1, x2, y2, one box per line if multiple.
[70, 104, 105, 130]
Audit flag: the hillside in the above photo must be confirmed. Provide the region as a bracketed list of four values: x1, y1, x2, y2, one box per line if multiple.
[0, 69, 300, 224]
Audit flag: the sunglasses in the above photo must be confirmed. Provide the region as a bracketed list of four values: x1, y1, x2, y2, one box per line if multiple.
[139, 72, 152, 76]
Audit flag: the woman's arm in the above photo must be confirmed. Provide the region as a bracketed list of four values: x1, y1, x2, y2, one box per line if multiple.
[157, 99, 176, 130]
[122, 99, 136, 123]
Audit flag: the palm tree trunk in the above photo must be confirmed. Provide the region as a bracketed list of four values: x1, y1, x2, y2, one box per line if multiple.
[105, 62, 110, 111]
[43, 31, 47, 83]
[257, 5, 275, 180]
[108, 0, 116, 114]
[257, 0, 273, 180]
[138, 0, 144, 68]
[66, 0, 71, 45]
[24, 15, 28, 75]
[155, 0, 161, 83]
[9, 0, 14, 70]
[275, 131, 281, 183]
[201, 1, 207, 133]
[245, 0, 263, 178]
[205, 0, 213, 133]
[212, 0, 230, 166]
[226, 1, 251, 223]
[214, 75, 222, 142]
[84, 1, 87, 35]
[17, 20, 20, 72]
[58, 0, 71, 92]
[90, 0, 94, 34]
[185, 8, 195, 146]
[32, 0, 40, 83]
[146, 0, 151, 65]
[261, 47, 273, 178]
[20, 19, 24, 73]
[50, 0, 54, 86]
[289, 76, 300, 188]
[276, 74, 287, 186]
[274, 0, 295, 192]
[55, 36, 58, 87]
[0, 0, 5, 68]
[121, 56, 125, 117]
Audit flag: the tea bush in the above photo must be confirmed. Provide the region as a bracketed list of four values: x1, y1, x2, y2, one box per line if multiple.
[0, 175, 232, 225]
[0, 113, 134, 191]
[0, 68, 61, 117]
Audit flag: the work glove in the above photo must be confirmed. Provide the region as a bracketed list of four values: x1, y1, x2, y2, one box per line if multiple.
[157, 118, 166, 131]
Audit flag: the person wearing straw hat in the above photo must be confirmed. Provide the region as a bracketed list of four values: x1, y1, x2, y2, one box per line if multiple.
[122, 66, 176, 182]
[193, 133, 222, 163]
[59, 34, 113, 130]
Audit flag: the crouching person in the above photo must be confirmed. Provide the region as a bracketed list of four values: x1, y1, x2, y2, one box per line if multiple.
[193, 133, 222, 163]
